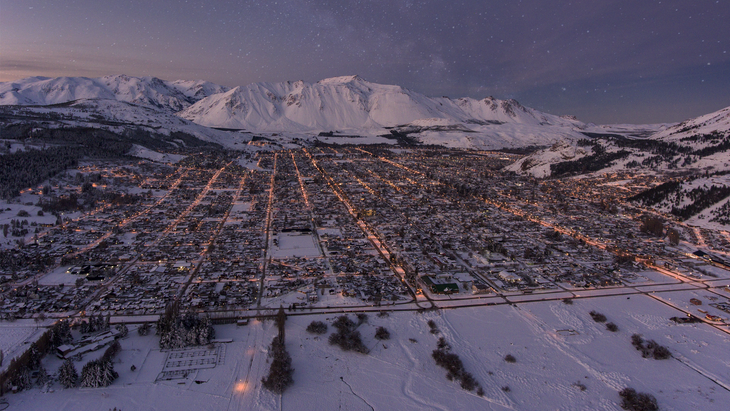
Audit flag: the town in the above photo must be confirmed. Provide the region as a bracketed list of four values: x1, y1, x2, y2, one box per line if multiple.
[2, 146, 729, 323]
[2, 145, 730, 411]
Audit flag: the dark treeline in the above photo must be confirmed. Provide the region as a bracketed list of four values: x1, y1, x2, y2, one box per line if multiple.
[0, 123, 221, 199]
[156, 301, 215, 349]
[550, 144, 631, 177]
[0, 249, 56, 279]
[671, 185, 730, 220]
[627, 181, 682, 207]
[711, 200, 730, 225]
[0, 321, 72, 393]
[0, 146, 80, 198]
[262, 307, 294, 394]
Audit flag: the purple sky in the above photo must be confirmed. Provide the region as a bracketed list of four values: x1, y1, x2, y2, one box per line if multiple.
[1, 0, 728, 124]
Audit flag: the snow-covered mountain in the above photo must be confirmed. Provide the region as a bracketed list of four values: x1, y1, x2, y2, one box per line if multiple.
[653, 105, 730, 141]
[0, 98, 250, 149]
[7, 74, 726, 153]
[0, 75, 228, 112]
[0, 74, 595, 149]
[509, 104, 730, 177]
[177, 75, 587, 148]
[509, 107, 730, 179]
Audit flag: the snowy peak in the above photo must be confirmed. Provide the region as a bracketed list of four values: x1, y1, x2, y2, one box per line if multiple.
[0, 76, 114, 106]
[2, 74, 595, 149]
[168, 79, 230, 100]
[179, 76, 577, 136]
[317, 75, 365, 85]
[179, 76, 440, 131]
[0, 75, 229, 112]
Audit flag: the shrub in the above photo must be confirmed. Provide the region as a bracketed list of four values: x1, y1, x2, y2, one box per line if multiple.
[427, 319, 438, 334]
[356, 313, 368, 325]
[432, 338, 482, 394]
[589, 311, 607, 323]
[328, 330, 369, 354]
[562, 298, 573, 305]
[306, 321, 328, 335]
[631, 334, 644, 350]
[459, 372, 478, 391]
[332, 315, 356, 332]
[328, 316, 368, 354]
[501, 385, 511, 392]
[504, 354, 516, 363]
[631, 334, 671, 359]
[619, 387, 658, 411]
[606, 322, 619, 332]
[17, 210, 30, 217]
[374, 326, 390, 340]
[652, 344, 671, 360]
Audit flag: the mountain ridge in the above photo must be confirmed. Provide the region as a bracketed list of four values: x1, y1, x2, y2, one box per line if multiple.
[0, 75, 228, 112]
[4, 74, 726, 151]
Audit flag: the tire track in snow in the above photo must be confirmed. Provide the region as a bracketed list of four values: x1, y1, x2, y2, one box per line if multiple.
[436, 312, 516, 409]
[514, 306, 630, 392]
[397, 337, 451, 411]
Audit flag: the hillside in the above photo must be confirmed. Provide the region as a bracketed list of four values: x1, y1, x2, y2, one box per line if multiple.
[508, 105, 730, 227]
[0, 99, 251, 150]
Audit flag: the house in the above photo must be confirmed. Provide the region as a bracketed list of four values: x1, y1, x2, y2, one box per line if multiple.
[420, 275, 459, 294]
[498, 271, 522, 284]
[56, 344, 76, 358]
[472, 283, 491, 294]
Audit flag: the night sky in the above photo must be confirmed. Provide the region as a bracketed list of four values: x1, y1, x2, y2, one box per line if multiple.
[1, 0, 728, 124]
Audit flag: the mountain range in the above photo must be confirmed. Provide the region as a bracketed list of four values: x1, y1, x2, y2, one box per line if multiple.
[1, 74, 596, 150]
[0, 74, 727, 153]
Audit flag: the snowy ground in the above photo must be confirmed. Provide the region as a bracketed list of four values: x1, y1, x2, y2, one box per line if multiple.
[6, 292, 730, 410]
[128, 145, 186, 164]
[270, 232, 321, 258]
[0, 320, 52, 374]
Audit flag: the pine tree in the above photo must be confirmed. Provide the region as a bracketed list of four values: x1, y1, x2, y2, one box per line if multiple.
[12, 368, 33, 391]
[80, 359, 118, 388]
[261, 337, 294, 394]
[58, 359, 78, 388]
[36, 365, 49, 386]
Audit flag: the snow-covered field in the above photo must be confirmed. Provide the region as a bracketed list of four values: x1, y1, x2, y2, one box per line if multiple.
[271, 232, 321, 258]
[6, 292, 730, 410]
[128, 145, 185, 164]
